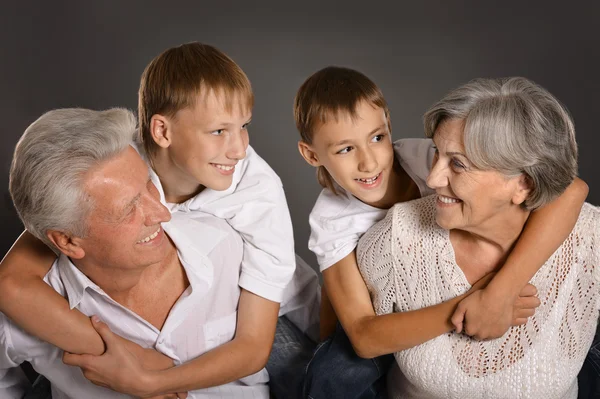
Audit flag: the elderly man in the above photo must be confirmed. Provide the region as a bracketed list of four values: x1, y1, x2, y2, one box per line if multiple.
[1, 107, 293, 398]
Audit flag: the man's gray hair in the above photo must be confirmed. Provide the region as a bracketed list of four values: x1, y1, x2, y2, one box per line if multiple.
[9, 108, 137, 252]
[423, 77, 577, 210]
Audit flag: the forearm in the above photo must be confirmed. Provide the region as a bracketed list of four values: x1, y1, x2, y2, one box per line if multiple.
[319, 286, 338, 340]
[347, 295, 464, 358]
[144, 336, 269, 396]
[0, 277, 103, 355]
[486, 177, 588, 296]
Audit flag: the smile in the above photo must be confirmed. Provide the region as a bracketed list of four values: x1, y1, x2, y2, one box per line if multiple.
[437, 194, 461, 204]
[211, 163, 236, 175]
[137, 227, 161, 244]
[355, 172, 381, 185]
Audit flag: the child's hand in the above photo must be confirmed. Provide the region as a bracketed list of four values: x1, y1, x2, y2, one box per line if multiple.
[62, 315, 186, 398]
[452, 283, 540, 340]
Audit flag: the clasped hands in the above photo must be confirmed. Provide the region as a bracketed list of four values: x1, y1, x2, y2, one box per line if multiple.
[62, 315, 187, 399]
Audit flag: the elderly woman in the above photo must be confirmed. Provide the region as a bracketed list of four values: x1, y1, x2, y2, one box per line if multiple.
[357, 77, 599, 398]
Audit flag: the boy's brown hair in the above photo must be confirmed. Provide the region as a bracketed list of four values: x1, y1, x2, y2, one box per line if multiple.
[293, 66, 391, 193]
[138, 42, 254, 159]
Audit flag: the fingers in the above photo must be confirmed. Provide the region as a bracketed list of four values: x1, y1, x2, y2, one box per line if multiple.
[177, 393, 189, 399]
[451, 305, 466, 334]
[90, 315, 116, 345]
[62, 351, 91, 368]
[519, 283, 538, 297]
[518, 295, 541, 310]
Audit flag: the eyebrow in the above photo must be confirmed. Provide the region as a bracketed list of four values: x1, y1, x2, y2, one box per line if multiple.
[327, 123, 387, 148]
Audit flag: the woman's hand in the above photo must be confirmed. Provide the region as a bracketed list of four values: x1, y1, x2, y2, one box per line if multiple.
[62, 315, 187, 398]
[452, 279, 540, 340]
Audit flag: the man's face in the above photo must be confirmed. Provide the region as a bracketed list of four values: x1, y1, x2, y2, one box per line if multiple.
[77, 147, 172, 271]
[166, 90, 252, 192]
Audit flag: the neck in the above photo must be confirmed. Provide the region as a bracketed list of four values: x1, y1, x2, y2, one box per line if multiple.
[151, 149, 204, 204]
[75, 239, 179, 305]
[450, 207, 531, 280]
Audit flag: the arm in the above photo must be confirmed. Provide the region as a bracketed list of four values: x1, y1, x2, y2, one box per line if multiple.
[319, 286, 338, 340]
[0, 231, 104, 355]
[63, 289, 279, 397]
[325, 251, 480, 359]
[452, 177, 589, 339]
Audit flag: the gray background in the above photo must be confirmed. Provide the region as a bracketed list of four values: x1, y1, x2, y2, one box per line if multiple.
[1, 1, 598, 269]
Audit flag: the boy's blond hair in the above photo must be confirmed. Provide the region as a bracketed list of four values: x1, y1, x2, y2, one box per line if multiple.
[138, 42, 254, 159]
[293, 66, 391, 193]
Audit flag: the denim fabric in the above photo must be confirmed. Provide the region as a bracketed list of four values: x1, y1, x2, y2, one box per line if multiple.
[22, 374, 52, 399]
[266, 315, 317, 399]
[578, 321, 600, 399]
[304, 323, 394, 399]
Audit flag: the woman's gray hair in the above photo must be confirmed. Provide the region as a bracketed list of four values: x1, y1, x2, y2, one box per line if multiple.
[9, 108, 137, 252]
[423, 77, 577, 210]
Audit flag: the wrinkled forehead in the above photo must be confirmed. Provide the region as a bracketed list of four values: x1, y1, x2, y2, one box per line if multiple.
[432, 118, 466, 149]
[82, 147, 150, 220]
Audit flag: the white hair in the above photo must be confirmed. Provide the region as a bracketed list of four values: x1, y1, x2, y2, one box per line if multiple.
[9, 108, 137, 251]
[423, 77, 577, 210]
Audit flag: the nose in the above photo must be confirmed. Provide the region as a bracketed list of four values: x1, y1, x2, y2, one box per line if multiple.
[426, 155, 448, 190]
[144, 183, 172, 225]
[226, 130, 248, 161]
[357, 147, 378, 173]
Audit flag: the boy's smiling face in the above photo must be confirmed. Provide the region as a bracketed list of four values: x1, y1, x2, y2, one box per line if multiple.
[299, 101, 396, 208]
[156, 89, 252, 199]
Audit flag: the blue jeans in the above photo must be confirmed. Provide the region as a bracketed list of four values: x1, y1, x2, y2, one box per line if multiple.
[22, 374, 52, 399]
[266, 315, 317, 399]
[304, 323, 394, 399]
[578, 321, 600, 398]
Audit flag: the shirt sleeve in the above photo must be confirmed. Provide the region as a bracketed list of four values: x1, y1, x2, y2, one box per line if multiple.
[0, 314, 30, 399]
[189, 146, 296, 302]
[308, 189, 380, 272]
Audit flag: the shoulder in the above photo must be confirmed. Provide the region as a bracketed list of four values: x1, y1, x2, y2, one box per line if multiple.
[573, 202, 600, 254]
[310, 188, 354, 222]
[234, 145, 283, 189]
[168, 211, 243, 262]
[388, 194, 438, 233]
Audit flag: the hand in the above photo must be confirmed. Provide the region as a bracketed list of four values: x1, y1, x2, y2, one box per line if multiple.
[452, 282, 540, 340]
[62, 315, 187, 398]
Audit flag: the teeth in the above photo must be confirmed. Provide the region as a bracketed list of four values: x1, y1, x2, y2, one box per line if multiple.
[215, 164, 234, 171]
[357, 173, 380, 185]
[438, 195, 461, 204]
[138, 227, 160, 244]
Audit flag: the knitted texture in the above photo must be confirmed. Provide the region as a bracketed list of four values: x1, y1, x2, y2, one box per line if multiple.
[357, 195, 600, 399]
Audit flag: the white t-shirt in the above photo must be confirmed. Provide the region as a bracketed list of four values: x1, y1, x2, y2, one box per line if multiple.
[357, 196, 600, 399]
[0, 212, 270, 399]
[136, 143, 320, 339]
[308, 138, 436, 272]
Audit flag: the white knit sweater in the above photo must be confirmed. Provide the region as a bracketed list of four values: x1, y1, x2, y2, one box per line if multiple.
[357, 195, 600, 399]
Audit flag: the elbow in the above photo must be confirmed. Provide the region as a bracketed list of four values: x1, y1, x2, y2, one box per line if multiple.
[243, 339, 272, 375]
[0, 273, 25, 307]
[346, 323, 380, 359]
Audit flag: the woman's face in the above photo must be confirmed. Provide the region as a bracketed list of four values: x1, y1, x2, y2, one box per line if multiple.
[425, 118, 529, 233]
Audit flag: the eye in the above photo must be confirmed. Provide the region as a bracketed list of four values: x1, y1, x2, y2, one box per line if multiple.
[371, 134, 385, 143]
[337, 146, 353, 155]
[242, 121, 252, 130]
[210, 129, 224, 136]
[451, 158, 466, 170]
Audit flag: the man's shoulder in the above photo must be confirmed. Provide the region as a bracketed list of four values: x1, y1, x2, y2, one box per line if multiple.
[166, 211, 242, 257]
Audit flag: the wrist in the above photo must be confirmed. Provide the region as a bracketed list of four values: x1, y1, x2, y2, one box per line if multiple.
[139, 369, 163, 397]
[482, 281, 519, 301]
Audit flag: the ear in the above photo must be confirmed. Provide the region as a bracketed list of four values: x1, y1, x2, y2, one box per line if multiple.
[46, 230, 86, 259]
[511, 174, 532, 206]
[298, 141, 321, 167]
[150, 114, 173, 149]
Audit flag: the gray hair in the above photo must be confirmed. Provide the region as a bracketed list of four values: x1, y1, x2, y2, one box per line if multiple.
[9, 108, 137, 252]
[423, 77, 577, 210]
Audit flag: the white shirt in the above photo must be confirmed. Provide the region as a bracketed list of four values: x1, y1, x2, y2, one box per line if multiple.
[137, 143, 320, 339]
[357, 196, 600, 399]
[308, 138, 435, 271]
[0, 211, 271, 399]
